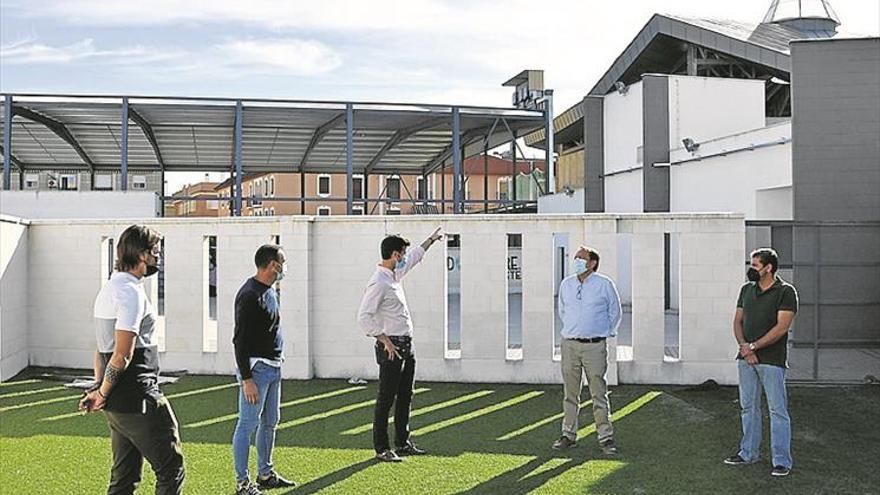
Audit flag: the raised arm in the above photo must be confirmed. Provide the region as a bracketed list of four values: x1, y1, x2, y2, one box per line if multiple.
[398, 227, 443, 279]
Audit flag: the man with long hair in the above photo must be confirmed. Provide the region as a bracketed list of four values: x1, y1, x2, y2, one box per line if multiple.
[81, 225, 185, 495]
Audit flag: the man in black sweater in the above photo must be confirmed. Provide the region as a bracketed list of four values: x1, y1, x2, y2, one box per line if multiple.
[231, 244, 295, 495]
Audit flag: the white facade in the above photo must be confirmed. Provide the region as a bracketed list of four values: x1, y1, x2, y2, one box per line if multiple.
[669, 121, 792, 220]
[537, 188, 584, 213]
[539, 75, 794, 221]
[667, 76, 767, 151]
[603, 81, 644, 213]
[0, 191, 162, 219]
[0, 214, 745, 385]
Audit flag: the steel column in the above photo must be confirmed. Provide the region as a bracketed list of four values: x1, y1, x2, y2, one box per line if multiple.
[2, 95, 11, 190]
[346, 103, 354, 215]
[121, 97, 129, 191]
[233, 100, 243, 216]
[452, 107, 461, 214]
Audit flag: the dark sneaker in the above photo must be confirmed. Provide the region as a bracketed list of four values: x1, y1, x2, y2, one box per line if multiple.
[552, 436, 577, 449]
[771, 466, 791, 477]
[375, 450, 404, 462]
[395, 442, 427, 456]
[724, 454, 758, 466]
[235, 480, 262, 495]
[600, 439, 619, 455]
[257, 470, 296, 489]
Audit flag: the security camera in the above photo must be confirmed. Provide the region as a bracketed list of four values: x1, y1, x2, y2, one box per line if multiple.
[614, 81, 628, 95]
[682, 137, 700, 153]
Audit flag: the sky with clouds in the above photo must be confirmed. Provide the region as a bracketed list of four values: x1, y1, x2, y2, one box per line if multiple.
[1, 0, 877, 191]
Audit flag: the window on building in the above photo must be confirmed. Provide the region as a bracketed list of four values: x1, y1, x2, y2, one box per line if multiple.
[353, 175, 364, 199]
[94, 174, 112, 190]
[270, 177, 275, 197]
[417, 176, 428, 200]
[497, 177, 511, 201]
[386, 177, 400, 200]
[60, 174, 78, 190]
[24, 173, 39, 190]
[386, 207, 401, 216]
[317, 206, 331, 216]
[318, 175, 331, 196]
[132, 176, 147, 190]
[352, 205, 364, 215]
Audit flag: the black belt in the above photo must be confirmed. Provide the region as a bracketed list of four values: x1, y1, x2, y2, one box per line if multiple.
[567, 337, 606, 344]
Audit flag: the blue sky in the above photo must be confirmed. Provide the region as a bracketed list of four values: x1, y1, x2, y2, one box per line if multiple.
[1, 0, 877, 191]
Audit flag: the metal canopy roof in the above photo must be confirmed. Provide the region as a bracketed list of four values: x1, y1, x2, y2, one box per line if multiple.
[0, 94, 545, 176]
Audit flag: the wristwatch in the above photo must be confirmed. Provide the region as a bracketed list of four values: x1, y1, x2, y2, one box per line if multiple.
[748, 343, 757, 352]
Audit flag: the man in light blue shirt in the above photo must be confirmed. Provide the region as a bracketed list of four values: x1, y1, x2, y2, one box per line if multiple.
[552, 246, 622, 455]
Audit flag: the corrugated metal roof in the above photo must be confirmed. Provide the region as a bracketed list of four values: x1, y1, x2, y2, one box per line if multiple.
[1, 95, 544, 175]
[663, 15, 810, 54]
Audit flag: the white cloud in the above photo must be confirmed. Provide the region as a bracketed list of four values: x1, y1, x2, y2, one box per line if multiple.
[3, 1, 877, 110]
[217, 38, 342, 75]
[1, 36, 342, 82]
[0, 37, 162, 64]
[5, 0, 452, 31]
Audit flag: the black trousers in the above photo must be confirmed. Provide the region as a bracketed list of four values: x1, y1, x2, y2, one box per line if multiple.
[104, 395, 185, 495]
[373, 337, 416, 453]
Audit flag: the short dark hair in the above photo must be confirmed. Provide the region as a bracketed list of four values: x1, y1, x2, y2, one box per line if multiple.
[580, 246, 601, 271]
[255, 244, 283, 268]
[115, 225, 162, 272]
[381, 235, 410, 260]
[751, 248, 779, 274]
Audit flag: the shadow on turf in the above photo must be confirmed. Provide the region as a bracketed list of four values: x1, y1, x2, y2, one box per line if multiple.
[0, 371, 736, 494]
[282, 459, 377, 495]
[0, 373, 664, 459]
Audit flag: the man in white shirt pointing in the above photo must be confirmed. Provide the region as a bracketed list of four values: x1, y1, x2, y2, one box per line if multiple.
[357, 228, 443, 463]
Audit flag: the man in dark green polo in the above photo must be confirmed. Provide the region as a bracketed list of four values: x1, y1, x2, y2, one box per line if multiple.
[724, 248, 798, 477]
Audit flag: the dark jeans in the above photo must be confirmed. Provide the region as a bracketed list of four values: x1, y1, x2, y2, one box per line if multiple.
[373, 337, 416, 453]
[104, 395, 185, 495]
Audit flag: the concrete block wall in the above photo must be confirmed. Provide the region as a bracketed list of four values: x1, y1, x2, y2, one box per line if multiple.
[0, 191, 160, 219]
[0, 216, 29, 380]
[0, 213, 744, 385]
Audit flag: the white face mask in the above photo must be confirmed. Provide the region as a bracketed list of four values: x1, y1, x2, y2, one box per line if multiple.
[573, 258, 589, 275]
[275, 261, 288, 282]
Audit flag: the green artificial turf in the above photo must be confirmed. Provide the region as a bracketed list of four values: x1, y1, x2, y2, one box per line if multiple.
[1, 371, 878, 494]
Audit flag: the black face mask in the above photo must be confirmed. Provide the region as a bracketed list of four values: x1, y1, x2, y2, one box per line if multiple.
[746, 267, 761, 282]
[145, 254, 161, 277]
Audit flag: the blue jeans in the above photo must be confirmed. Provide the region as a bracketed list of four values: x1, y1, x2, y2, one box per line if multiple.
[737, 359, 792, 469]
[232, 361, 281, 482]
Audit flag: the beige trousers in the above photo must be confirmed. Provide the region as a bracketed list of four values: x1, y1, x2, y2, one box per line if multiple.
[560, 338, 613, 443]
